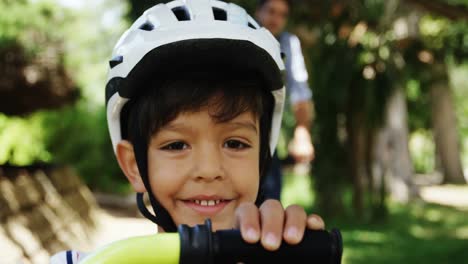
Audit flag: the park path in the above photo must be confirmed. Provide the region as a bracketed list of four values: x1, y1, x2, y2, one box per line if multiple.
[89, 204, 156, 249]
[419, 185, 468, 210]
[43, 208, 155, 261]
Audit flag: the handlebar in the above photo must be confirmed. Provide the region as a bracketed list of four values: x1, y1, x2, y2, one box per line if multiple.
[81, 219, 343, 264]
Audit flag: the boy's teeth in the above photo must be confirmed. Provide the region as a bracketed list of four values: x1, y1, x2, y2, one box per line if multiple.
[193, 200, 222, 206]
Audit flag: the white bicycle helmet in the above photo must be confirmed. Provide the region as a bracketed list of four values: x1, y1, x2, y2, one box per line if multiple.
[105, 0, 286, 231]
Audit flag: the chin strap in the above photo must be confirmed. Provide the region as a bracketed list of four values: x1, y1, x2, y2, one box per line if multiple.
[133, 133, 177, 232]
[136, 192, 158, 224]
[135, 191, 177, 232]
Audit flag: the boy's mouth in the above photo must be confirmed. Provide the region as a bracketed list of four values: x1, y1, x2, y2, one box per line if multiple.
[181, 196, 234, 216]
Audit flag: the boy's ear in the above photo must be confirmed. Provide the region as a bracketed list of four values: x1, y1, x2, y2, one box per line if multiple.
[116, 140, 146, 193]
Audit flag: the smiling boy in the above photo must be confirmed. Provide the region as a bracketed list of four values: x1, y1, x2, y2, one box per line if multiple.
[114, 69, 325, 248]
[51, 1, 324, 263]
[117, 71, 274, 232]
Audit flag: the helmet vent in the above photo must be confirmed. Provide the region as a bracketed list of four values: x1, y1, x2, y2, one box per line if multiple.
[139, 21, 154, 31]
[248, 22, 257, 29]
[212, 7, 227, 21]
[172, 6, 191, 21]
[109, 55, 123, 69]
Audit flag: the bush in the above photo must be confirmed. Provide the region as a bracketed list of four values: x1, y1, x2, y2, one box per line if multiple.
[41, 102, 130, 194]
[409, 130, 435, 174]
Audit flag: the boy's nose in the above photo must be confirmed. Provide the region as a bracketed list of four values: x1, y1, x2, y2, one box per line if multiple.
[192, 144, 225, 182]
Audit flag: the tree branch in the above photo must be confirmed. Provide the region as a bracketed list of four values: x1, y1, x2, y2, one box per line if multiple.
[404, 0, 468, 21]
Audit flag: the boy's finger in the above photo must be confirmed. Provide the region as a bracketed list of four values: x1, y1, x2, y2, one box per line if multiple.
[259, 199, 284, 251]
[235, 203, 260, 244]
[283, 205, 307, 245]
[307, 214, 325, 230]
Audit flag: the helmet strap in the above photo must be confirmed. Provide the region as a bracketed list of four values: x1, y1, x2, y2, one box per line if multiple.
[133, 134, 177, 232]
[136, 192, 158, 223]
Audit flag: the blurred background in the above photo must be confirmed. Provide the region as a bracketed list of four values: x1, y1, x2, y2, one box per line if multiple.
[0, 0, 467, 263]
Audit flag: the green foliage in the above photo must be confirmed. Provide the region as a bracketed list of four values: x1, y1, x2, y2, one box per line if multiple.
[0, 0, 68, 165]
[419, 15, 468, 61]
[41, 0, 129, 193]
[60, 0, 128, 104]
[351, 0, 387, 25]
[0, 103, 129, 193]
[126, 0, 257, 21]
[0, 113, 52, 165]
[0, 0, 130, 193]
[0, 0, 69, 56]
[420, 16, 448, 43]
[406, 78, 432, 132]
[409, 130, 435, 173]
[41, 103, 129, 193]
[446, 0, 468, 6]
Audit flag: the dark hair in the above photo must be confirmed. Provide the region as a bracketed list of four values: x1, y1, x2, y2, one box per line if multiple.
[257, 0, 292, 9]
[123, 70, 275, 178]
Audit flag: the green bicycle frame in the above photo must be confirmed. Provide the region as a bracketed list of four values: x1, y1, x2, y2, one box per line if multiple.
[80, 233, 180, 264]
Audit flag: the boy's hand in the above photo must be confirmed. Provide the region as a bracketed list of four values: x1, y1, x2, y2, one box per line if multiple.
[235, 199, 325, 251]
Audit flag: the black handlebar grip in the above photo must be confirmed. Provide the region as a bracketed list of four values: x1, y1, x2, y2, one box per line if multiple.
[213, 228, 342, 264]
[179, 219, 343, 264]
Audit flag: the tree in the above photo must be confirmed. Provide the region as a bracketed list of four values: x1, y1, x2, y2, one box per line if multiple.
[0, 0, 129, 193]
[430, 62, 466, 183]
[0, 1, 78, 116]
[402, 6, 468, 184]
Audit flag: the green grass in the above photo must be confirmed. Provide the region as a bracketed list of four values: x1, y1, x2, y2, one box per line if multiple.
[281, 172, 468, 264]
[281, 169, 315, 208]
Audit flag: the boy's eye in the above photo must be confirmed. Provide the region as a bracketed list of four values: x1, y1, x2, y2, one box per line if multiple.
[161, 141, 189, 151]
[224, 140, 250, 150]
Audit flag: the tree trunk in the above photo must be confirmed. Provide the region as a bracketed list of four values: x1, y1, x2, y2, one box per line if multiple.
[376, 87, 419, 202]
[345, 74, 366, 218]
[312, 104, 346, 218]
[366, 127, 388, 220]
[347, 108, 366, 218]
[430, 63, 466, 184]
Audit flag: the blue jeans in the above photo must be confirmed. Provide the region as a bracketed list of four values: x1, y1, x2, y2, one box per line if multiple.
[263, 152, 282, 200]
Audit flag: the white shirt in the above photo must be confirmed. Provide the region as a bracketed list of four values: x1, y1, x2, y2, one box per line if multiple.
[50, 250, 89, 264]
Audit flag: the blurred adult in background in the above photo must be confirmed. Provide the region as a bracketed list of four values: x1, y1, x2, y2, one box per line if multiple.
[256, 0, 314, 200]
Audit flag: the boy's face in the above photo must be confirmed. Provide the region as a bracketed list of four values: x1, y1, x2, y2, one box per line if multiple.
[256, 0, 289, 36]
[147, 109, 260, 230]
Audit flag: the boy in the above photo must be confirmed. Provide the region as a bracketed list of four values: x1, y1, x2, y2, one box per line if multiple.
[52, 0, 324, 262]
